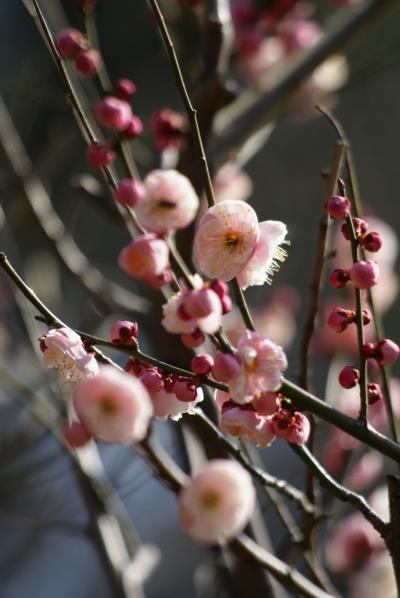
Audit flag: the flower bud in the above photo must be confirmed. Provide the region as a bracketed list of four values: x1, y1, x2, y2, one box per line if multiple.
[191, 354, 214, 376]
[95, 96, 132, 131]
[367, 383, 383, 405]
[140, 368, 164, 393]
[115, 178, 146, 207]
[339, 365, 360, 389]
[173, 377, 198, 402]
[271, 409, 310, 445]
[183, 288, 217, 318]
[87, 141, 116, 168]
[56, 29, 87, 59]
[328, 268, 350, 288]
[181, 329, 205, 348]
[212, 352, 240, 382]
[341, 217, 367, 241]
[325, 195, 351, 220]
[74, 49, 101, 76]
[349, 260, 379, 289]
[114, 78, 137, 100]
[327, 307, 354, 333]
[375, 339, 399, 367]
[62, 421, 92, 448]
[110, 320, 138, 345]
[118, 234, 169, 280]
[122, 115, 144, 139]
[361, 232, 383, 253]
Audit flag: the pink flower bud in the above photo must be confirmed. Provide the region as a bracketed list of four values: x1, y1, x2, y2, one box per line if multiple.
[74, 49, 102, 76]
[173, 378, 198, 402]
[114, 78, 137, 100]
[339, 365, 360, 389]
[361, 231, 382, 253]
[210, 280, 229, 299]
[95, 96, 132, 131]
[375, 339, 400, 367]
[143, 270, 173, 289]
[271, 409, 310, 445]
[115, 178, 146, 207]
[328, 268, 350, 288]
[325, 195, 351, 220]
[362, 342, 377, 359]
[87, 141, 115, 168]
[349, 260, 379, 289]
[362, 309, 372, 326]
[110, 320, 138, 345]
[367, 383, 383, 405]
[150, 108, 186, 150]
[56, 29, 87, 59]
[122, 115, 144, 139]
[181, 329, 205, 348]
[341, 217, 367, 241]
[220, 294, 233, 314]
[191, 354, 214, 375]
[327, 307, 354, 333]
[62, 421, 92, 448]
[140, 368, 164, 393]
[178, 459, 255, 544]
[212, 352, 241, 382]
[183, 288, 217, 318]
[118, 234, 169, 280]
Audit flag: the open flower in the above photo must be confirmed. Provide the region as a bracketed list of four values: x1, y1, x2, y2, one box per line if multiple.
[40, 327, 99, 382]
[228, 331, 287, 404]
[178, 459, 255, 544]
[194, 200, 259, 281]
[150, 386, 204, 421]
[221, 401, 276, 447]
[135, 169, 199, 233]
[73, 366, 153, 443]
[236, 220, 288, 289]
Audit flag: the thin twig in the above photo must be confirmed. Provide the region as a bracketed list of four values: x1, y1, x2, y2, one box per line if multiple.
[291, 445, 387, 538]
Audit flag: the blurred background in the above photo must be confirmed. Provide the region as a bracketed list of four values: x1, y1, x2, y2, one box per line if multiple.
[0, 0, 399, 596]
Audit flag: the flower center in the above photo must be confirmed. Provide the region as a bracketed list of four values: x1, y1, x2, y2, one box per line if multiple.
[98, 395, 117, 415]
[225, 232, 240, 248]
[157, 199, 176, 211]
[200, 489, 220, 511]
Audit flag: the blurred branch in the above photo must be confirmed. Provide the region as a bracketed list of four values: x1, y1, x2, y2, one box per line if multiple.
[211, 0, 398, 160]
[0, 95, 149, 316]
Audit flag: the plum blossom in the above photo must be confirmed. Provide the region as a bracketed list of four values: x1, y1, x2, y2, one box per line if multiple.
[221, 401, 276, 447]
[73, 366, 153, 443]
[40, 327, 99, 382]
[236, 220, 288, 289]
[228, 331, 287, 404]
[178, 459, 255, 543]
[135, 169, 199, 233]
[270, 408, 310, 444]
[212, 164, 253, 204]
[194, 200, 259, 281]
[150, 386, 204, 421]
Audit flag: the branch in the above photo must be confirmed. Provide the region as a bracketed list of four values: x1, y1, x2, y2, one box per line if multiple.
[291, 445, 387, 537]
[211, 0, 397, 158]
[386, 475, 400, 596]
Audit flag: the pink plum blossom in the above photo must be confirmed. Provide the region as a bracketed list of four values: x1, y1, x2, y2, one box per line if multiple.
[212, 164, 253, 203]
[94, 96, 132, 131]
[221, 402, 276, 447]
[118, 234, 169, 280]
[73, 366, 153, 443]
[178, 459, 255, 543]
[135, 169, 199, 233]
[193, 200, 259, 282]
[40, 327, 99, 382]
[150, 386, 204, 421]
[228, 331, 287, 404]
[236, 220, 288, 289]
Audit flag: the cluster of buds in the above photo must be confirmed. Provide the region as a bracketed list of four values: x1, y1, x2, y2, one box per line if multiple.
[125, 358, 204, 420]
[56, 28, 101, 76]
[162, 280, 232, 348]
[89, 79, 143, 168]
[325, 195, 399, 404]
